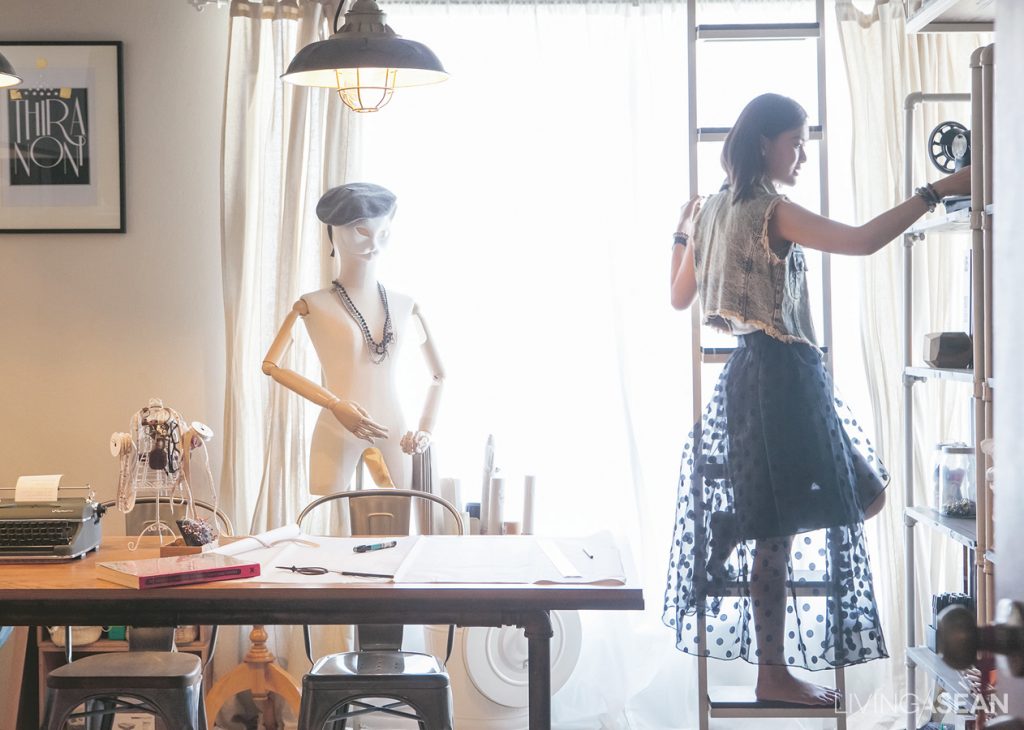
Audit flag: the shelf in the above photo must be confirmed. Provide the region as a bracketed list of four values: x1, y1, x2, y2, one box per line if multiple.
[696, 23, 820, 41]
[907, 645, 977, 704]
[905, 505, 977, 549]
[906, 0, 995, 34]
[905, 366, 974, 383]
[906, 207, 971, 235]
[37, 637, 208, 653]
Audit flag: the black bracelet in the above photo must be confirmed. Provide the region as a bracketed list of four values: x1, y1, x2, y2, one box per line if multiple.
[915, 183, 942, 212]
[673, 232, 689, 248]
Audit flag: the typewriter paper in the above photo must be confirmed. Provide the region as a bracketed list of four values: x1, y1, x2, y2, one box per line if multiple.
[15, 474, 62, 502]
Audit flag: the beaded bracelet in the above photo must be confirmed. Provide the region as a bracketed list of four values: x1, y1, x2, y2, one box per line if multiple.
[914, 182, 942, 212]
[673, 232, 689, 248]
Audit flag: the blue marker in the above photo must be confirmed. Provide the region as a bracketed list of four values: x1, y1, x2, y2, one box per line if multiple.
[354, 540, 398, 553]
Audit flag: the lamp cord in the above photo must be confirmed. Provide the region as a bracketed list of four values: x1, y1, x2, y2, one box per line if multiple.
[333, 0, 346, 33]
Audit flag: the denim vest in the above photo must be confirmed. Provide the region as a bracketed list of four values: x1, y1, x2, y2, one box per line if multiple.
[693, 186, 818, 348]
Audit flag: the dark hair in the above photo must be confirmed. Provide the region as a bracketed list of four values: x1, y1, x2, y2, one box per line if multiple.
[721, 93, 807, 203]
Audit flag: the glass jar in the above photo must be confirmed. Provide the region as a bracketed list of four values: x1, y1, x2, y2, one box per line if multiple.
[933, 442, 976, 517]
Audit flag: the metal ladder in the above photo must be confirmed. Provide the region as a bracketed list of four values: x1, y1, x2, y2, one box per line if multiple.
[686, 1, 842, 727]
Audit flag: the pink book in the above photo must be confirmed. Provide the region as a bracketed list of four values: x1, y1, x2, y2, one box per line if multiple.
[96, 553, 260, 589]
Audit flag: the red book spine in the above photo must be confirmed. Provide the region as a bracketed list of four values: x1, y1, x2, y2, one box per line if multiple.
[138, 563, 261, 589]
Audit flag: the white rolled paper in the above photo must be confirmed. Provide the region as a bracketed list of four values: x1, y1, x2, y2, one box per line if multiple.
[440, 477, 462, 534]
[487, 477, 506, 536]
[523, 474, 536, 535]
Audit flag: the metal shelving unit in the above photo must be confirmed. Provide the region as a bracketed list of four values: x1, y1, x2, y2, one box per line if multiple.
[902, 44, 996, 730]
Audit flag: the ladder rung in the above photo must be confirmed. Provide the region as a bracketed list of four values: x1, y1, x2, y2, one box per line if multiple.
[708, 686, 844, 717]
[699, 344, 830, 363]
[705, 570, 832, 597]
[697, 125, 824, 143]
[696, 23, 821, 41]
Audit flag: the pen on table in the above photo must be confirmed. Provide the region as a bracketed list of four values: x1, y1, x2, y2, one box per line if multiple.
[342, 571, 395, 579]
[582, 547, 594, 559]
[354, 540, 398, 553]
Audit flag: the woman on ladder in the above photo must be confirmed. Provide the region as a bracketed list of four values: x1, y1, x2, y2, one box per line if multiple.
[663, 92, 971, 705]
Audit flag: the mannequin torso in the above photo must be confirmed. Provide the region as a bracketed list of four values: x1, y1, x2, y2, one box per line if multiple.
[263, 196, 444, 496]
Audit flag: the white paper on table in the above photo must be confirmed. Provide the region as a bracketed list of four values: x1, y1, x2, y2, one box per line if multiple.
[393, 532, 625, 585]
[213, 531, 419, 584]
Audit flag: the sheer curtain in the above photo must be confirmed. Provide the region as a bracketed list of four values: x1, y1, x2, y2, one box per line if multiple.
[835, 1, 990, 727]
[342, 4, 701, 726]
[220, 0, 357, 535]
[219, 1, 358, 724]
[218, 0, 924, 726]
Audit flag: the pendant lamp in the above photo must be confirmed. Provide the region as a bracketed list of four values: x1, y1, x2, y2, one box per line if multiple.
[282, 0, 447, 113]
[0, 51, 22, 88]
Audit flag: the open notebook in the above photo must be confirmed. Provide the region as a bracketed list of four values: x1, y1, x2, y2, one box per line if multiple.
[210, 526, 627, 586]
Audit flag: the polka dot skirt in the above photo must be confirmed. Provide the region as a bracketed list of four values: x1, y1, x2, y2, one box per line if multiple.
[662, 331, 890, 670]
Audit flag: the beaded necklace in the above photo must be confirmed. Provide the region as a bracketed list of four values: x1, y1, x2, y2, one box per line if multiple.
[332, 280, 395, 364]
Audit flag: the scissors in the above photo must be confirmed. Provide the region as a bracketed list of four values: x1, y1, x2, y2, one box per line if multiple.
[276, 565, 393, 579]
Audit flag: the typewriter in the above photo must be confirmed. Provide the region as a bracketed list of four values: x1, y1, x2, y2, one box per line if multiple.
[0, 488, 105, 559]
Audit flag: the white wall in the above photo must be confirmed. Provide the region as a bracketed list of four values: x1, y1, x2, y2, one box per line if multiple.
[0, 1, 229, 504]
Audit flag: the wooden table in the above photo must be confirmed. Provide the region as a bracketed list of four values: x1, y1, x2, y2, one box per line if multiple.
[0, 538, 644, 729]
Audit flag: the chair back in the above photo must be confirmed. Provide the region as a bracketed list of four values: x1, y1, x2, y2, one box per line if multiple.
[296, 489, 463, 655]
[296, 489, 464, 538]
[102, 497, 235, 538]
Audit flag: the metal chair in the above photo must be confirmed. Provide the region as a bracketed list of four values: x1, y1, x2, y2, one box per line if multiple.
[295, 488, 464, 730]
[42, 499, 232, 730]
[100, 496, 235, 539]
[41, 627, 206, 730]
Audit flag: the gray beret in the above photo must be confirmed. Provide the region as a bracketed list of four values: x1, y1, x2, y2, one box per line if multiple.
[316, 182, 397, 226]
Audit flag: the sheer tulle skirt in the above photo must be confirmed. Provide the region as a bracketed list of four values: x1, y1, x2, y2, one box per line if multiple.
[662, 331, 889, 670]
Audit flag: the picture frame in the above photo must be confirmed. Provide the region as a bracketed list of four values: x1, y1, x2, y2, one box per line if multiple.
[0, 41, 125, 233]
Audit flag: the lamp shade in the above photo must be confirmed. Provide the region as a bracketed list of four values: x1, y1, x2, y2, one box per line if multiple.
[0, 51, 22, 88]
[282, 0, 447, 112]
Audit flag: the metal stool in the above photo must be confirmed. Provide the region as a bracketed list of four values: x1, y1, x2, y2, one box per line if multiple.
[41, 627, 206, 730]
[295, 489, 463, 730]
[298, 651, 453, 730]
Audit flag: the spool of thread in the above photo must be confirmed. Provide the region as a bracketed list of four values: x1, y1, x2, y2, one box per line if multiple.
[487, 477, 505, 536]
[523, 475, 536, 535]
[466, 503, 481, 535]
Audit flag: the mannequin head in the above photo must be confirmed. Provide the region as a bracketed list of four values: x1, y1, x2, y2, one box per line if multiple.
[330, 213, 394, 260]
[316, 182, 398, 261]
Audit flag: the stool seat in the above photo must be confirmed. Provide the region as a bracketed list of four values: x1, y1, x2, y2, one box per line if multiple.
[299, 651, 453, 729]
[307, 651, 447, 684]
[47, 651, 202, 690]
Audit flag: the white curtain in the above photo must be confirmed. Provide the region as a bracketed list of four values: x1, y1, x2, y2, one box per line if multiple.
[219, 1, 359, 725]
[217, 0, 931, 727]
[835, 2, 990, 727]
[343, 4, 699, 726]
[221, 0, 360, 535]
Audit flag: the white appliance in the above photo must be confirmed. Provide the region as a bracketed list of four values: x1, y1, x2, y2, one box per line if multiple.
[425, 610, 582, 729]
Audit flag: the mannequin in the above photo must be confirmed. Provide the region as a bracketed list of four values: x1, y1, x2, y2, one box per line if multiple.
[262, 183, 444, 494]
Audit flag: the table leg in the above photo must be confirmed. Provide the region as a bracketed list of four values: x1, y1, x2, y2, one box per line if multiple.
[523, 611, 554, 730]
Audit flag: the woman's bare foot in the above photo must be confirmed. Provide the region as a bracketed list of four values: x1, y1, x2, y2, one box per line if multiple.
[755, 667, 841, 706]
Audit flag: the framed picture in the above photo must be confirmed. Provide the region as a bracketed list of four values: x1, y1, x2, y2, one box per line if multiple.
[0, 42, 125, 233]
